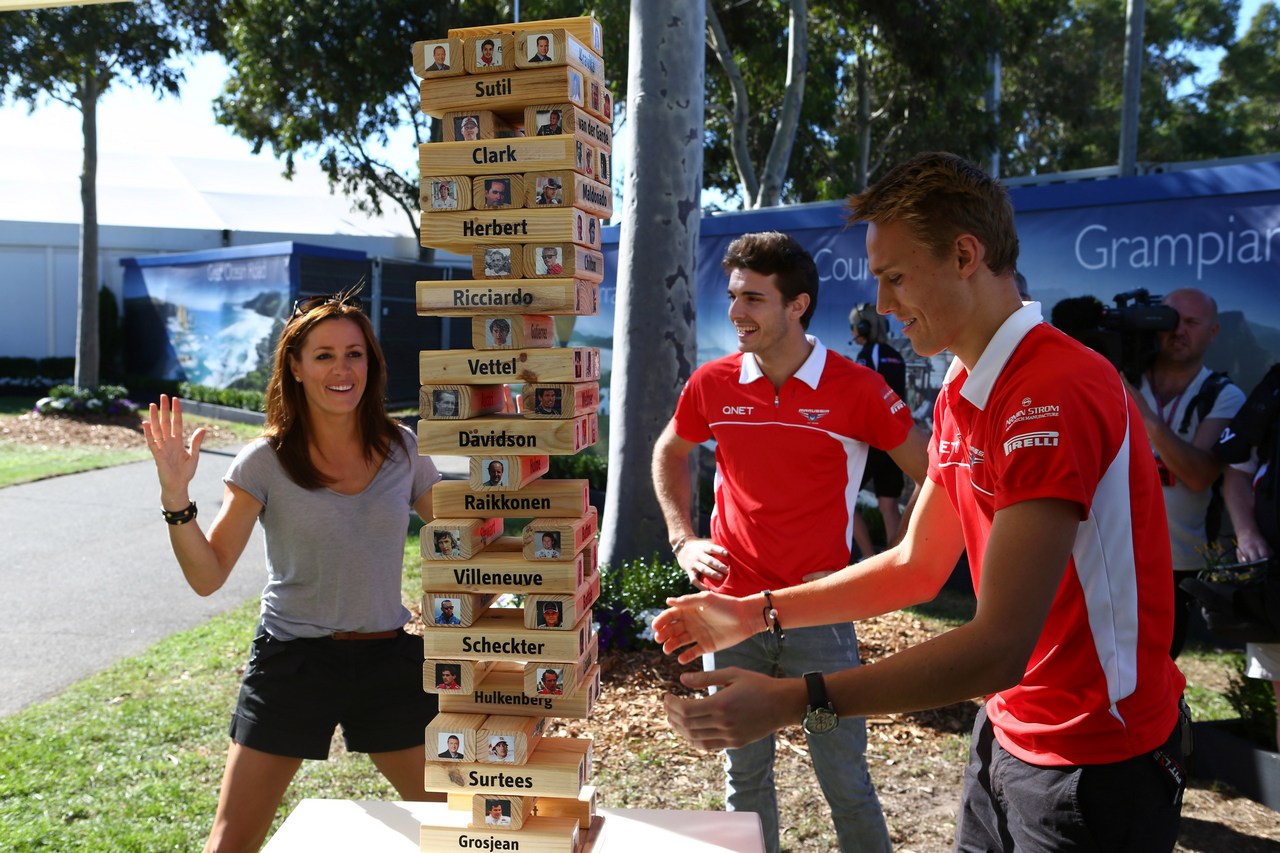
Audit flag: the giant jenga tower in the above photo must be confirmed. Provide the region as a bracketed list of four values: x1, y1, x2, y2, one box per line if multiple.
[412, 15, 611, 852]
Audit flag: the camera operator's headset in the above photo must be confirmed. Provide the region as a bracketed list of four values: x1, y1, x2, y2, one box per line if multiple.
[850, 304, 882, 343]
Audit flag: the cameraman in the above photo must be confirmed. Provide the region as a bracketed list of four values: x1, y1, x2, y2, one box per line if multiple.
[1130, 288, 1245, 658]
[1213, 364, 1280, 748]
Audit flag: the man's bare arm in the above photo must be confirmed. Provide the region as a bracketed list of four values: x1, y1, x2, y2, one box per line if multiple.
[664, 497, 1080, 748]
[651, 420, 730, 588]
[886, 425, 930, 486]
[654, 477, 966, 664]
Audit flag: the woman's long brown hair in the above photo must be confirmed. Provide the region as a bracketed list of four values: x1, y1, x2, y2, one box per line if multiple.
[262, 288, 400, 489]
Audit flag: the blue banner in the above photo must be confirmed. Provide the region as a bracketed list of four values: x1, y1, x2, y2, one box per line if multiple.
[597, 159, 1280, 407]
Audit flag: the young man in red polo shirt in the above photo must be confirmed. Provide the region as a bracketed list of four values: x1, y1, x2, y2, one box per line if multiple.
[652, 231, 927, 852]
[655, 153, 1188, 851]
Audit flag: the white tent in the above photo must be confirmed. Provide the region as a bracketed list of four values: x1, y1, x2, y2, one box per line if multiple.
[0, 144, 422, 358]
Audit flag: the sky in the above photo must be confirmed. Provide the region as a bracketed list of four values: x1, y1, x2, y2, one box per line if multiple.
[0, 0, 1264, 233]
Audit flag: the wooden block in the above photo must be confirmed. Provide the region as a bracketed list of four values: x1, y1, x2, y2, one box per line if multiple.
[535, 737, 593, 782]
[464, 32, 517, 74]
[583, 78, 610, 123]
[425, 659, 495, 695]
[421, 136, 576, 179]
[413, 38, 466, 79]
[418, 413, 598, 458]
[525, 629, 599, 697]
[420, 384, 506, 420]
[421, 175, 472, 211]
[422, 607, 593, 663]
[470, 174, 525, 212]
[418, 348, 601, 385]
[472, 246, 523, 281]
[419, 207, 597, 253]
[427, 712, 489, 763]
[443, 110, 516, 143]
[596, 149, 612, 190]
[423, 737, 588, 798]
[514, 29, 604, 83]
[417, 278, 599, 317]
[524, 170, 569, 208]
[423, 517, 505, 561]
[471, 794, 531, 830]
[520, 382, 600, 419]
[421, 811, 579, 852]
[572, 140, 598, 188]
[431, 479, 589, 520]
[533, 786, 596, 830]
[523, 170, 610, 218]
[423, 536, 593, 594]
[523, 104, 612, 154]
[423, 591, 497, 628]
[471, 315, 556, 349]
[479, 714, 547, 765]
[570, 206, 601, 250]
[448, 16, 604, 59]
[441, 661, 601, 719]
[421, 66, 588, 119]
[468, 455, 551, 492]
[521, 570, 600, 631]
[523, 507, 598, 560]
[522, 244, 603, 283]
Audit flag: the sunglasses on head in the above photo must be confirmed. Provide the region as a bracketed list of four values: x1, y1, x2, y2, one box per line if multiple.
[291, 280, 365, 319]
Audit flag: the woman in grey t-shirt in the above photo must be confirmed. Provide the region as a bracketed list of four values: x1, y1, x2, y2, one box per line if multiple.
[143, 284, 443, 850]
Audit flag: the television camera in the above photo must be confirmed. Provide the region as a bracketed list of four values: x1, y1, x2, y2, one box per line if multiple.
[1050, 289, 1179, 384]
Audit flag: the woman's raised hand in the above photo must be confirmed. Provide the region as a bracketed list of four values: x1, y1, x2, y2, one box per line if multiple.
[142, 395, 206, 504]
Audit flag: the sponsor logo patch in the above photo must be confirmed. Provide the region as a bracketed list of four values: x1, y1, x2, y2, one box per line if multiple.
[1004, 404, 1061, 431]
[798, 408, 830, 423]
[1003, 431, 1060, 453]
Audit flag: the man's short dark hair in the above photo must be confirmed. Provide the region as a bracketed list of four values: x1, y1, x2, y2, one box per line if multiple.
[489, 318, 511, 335]
[721, 231, 819, 329]
[481, 38, 494, 49]
[846, 151, 1019, 277]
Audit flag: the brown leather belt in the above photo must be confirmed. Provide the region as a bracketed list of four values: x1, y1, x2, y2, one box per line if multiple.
[331, 629, 399, 641]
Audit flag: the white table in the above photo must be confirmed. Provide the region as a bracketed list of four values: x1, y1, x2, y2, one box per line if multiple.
[263, 799, 765, 852]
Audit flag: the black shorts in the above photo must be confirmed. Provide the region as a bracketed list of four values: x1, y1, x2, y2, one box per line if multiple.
[228, 627, 437, 761]
[860, 448, 905, 499]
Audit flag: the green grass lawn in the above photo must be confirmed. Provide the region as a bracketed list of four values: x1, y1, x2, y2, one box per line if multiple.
[0, 405, 262, 488]
[0, 535, 425, 852]
[0, 442, 152, 488]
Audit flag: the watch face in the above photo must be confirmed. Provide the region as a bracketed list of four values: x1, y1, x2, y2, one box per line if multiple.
[803, 706, 839, 735]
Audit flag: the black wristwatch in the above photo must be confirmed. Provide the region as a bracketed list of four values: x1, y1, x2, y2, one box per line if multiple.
[802, 671, 839, 735]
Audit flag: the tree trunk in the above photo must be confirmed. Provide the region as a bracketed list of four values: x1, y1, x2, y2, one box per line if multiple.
[599, 0, 706, 567]
[706, 0, 758, 205]
[756, 0, 807, 207]
[856, 50, 870, 191]
[75, 70, 101, 391]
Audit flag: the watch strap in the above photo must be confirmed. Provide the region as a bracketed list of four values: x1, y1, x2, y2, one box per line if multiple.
[803, 671, 828, 709]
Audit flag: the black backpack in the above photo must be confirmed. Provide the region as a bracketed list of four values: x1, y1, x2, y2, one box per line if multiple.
[1178, 372, 1232, 542]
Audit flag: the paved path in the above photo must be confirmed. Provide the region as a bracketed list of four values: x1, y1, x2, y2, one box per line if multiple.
[0, 447, 468, 717]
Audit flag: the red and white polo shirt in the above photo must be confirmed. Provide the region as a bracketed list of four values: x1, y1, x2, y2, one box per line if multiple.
[673, 337, 913, 597]
[930, 303, 1185, 766]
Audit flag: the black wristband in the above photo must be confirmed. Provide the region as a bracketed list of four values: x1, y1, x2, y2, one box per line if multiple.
[161, 501, 198, 526]
[761, 589, 785, 640]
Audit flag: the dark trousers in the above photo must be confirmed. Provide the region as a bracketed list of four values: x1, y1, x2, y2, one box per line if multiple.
[954, 705, 1187, 852]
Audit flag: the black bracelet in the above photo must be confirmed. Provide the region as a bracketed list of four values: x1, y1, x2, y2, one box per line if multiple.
[161, 501, 198, 526]
[761, 589, 785, 640]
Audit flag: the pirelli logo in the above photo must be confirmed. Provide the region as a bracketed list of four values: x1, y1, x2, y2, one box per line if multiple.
[1003, 431, 1060, 454]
